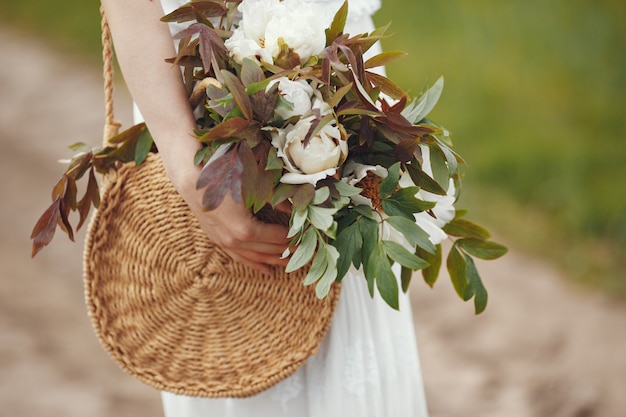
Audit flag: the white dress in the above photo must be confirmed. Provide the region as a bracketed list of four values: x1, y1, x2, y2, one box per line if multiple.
[158, 1, 429, 416]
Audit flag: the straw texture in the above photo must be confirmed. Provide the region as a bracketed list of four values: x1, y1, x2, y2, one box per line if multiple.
[84, 153, 340, 398]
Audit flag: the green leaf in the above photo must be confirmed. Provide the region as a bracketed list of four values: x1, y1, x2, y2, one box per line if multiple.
[366, 248, 399, 310]
[315, 244, 340, 299]
[288, 208, 307, 238]
[325, 0, 348, 45]
[364, 51, 408, 70]
[415, 244, 442, 287]
[334, 180, 363, 197]
[447, 245, 468, 298]
[359, 216, 379, 260]
[303, 247, 327, 286]
[406, 162, 446, 196]
[464, 256, 488, 314]
[308, 206, 338, 233]
[426, 145, 451, 193]
[457, 238, 508, 260]
[286, 227, 317, 272]
[312, 186, 330, 205]
[379, 162, 400, 199]
[266, 146, 283, 171]
[354, 204, 375, 219]
[401, 76, 444, 124]
[272, 183, 297, 207]
[134, 127, 153, 165]
[401, 266, 413, 293]
[385, 215, 437, 254]
[382, 188, 435, 219]
[382, 240, 429, 270]
[328, 82, 353, 109]
[443, 219, 491, 240]
[332, 223, 363, 279]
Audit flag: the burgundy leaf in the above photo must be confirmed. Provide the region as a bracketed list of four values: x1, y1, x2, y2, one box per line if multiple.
[76, 168, 100, 230]
[31, 197, 62, 257]
[394, 139, 420, 163]
[197, 148, 244, 210]
[197, 117, 252, 143]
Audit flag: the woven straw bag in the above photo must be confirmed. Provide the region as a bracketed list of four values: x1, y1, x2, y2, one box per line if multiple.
[83, 8, 340, 398]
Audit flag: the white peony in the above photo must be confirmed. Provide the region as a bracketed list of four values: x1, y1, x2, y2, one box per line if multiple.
[225, 0, 330, 65]
[271, 115, 347, 185]
[267, 77, 314, 120]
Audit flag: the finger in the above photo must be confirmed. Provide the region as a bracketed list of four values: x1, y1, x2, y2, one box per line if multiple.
[245, 220, 291, 245]
[225, 250, 272, 274]
[275, 201, 293, 214]
[232, 247, 290, 267]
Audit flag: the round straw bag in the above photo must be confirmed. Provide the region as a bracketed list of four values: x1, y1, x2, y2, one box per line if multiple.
[83, 8, 340, 398]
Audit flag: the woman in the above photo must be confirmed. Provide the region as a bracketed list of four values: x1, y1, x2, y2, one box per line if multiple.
[100, 0, 429, 415]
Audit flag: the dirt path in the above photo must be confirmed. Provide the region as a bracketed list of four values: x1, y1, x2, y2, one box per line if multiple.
[1, 29, 624, 417]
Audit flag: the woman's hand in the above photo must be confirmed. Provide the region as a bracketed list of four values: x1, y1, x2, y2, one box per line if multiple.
[179, 170, 291, 273]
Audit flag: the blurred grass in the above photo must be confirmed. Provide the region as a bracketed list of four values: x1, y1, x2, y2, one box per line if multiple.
[1, 0, 624, 295]
[375, 0, 626, 296]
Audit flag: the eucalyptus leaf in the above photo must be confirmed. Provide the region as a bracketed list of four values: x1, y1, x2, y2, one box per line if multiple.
[288, 208, 307, 238]
[308, 206, 338, 232]
[315, 244, 340, 299]
[401, 76, 444, 124]
[303, 248, 327, 286]
[286, 227, 317, 272]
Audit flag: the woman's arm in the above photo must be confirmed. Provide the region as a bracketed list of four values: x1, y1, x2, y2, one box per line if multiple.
[101, 0, 289, 272]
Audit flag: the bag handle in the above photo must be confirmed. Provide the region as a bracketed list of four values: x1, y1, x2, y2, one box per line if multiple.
[100, 5, 122, 145]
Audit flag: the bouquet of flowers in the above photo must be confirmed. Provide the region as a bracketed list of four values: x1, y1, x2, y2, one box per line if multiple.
[31, 0, 506, 313]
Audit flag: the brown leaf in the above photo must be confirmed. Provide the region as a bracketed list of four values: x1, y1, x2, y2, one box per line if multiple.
[221, 70, 253, 120]
[366, 71, 406, 101]
[197, 147, 244, 210]
[76, 168, 100, 230]
[197, 117, 253, 143]
[161, 1, 226, 23]
[394, 139, 420, 163]
[31, 197, 62, 257]
[292, 184, 316, 211]
[238, 141, 258, 208]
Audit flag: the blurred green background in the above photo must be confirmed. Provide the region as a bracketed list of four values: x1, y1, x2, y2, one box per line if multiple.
[1, 0, 624, 296]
